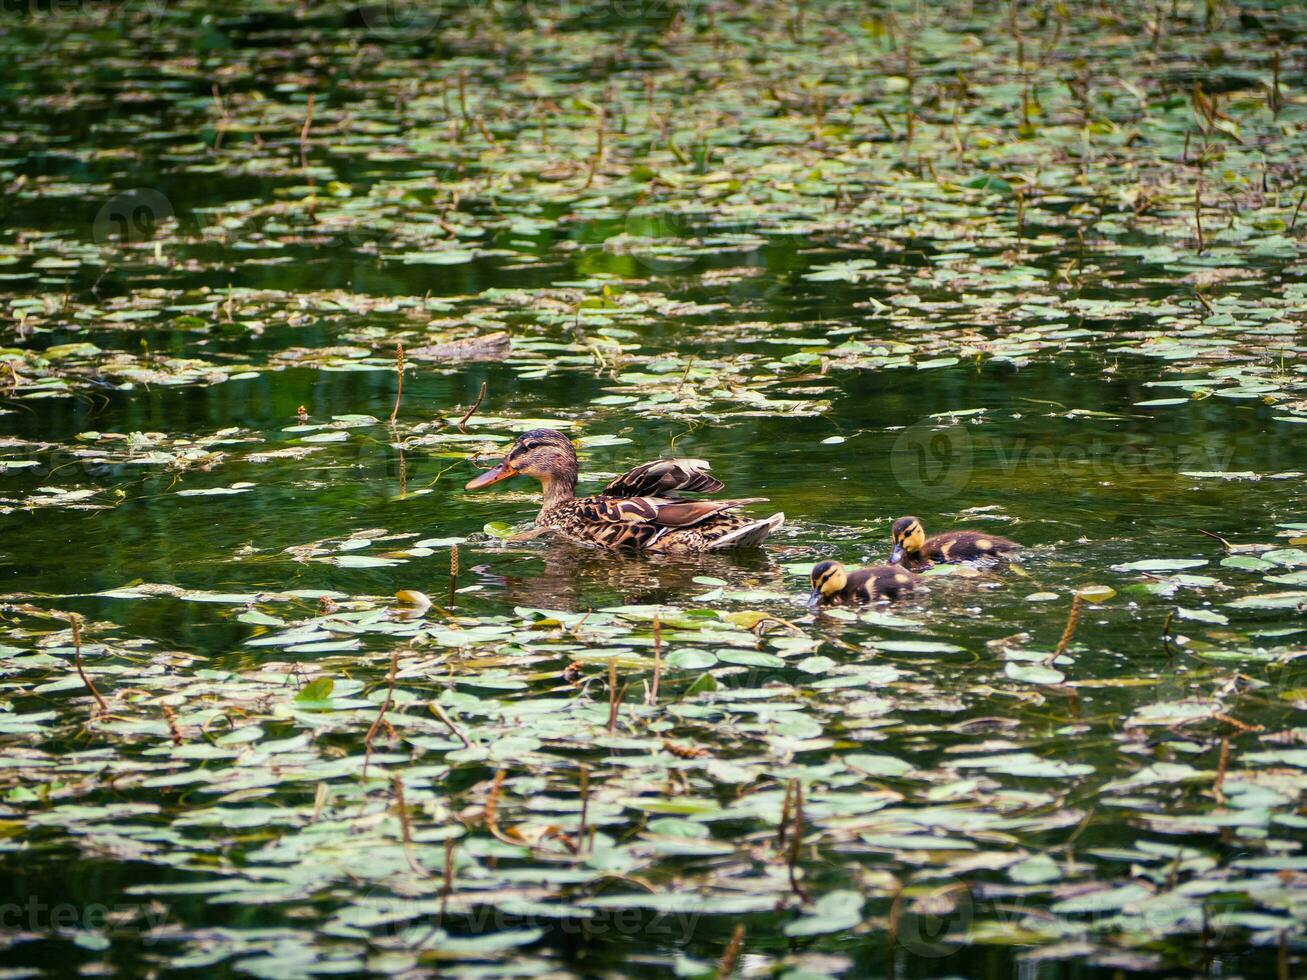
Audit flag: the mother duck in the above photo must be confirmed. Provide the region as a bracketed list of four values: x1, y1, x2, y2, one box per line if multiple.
[465, 429, 784, 554]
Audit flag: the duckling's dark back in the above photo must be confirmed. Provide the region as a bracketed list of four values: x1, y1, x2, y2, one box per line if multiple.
[928, 530, 1019, 561]
[847, 564, 918, 602]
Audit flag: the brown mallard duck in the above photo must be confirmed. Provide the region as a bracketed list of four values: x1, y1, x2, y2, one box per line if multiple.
[889, 515, 1020, 570]
[465, 429, 784, 554]
[808, 560, 918, 607]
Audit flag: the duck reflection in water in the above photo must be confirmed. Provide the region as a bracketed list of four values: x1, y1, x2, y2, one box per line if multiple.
[467, 537, 782, 612]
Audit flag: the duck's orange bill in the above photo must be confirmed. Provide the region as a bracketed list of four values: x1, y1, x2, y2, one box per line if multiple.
[465, 461, 516, 490]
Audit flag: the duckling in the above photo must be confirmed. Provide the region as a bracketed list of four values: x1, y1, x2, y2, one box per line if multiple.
[808, 560, 918, 607]
[888, 515, 1020, 570]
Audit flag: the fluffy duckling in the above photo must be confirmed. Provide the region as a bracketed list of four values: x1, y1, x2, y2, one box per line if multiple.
[808, 560, 918, 607]
[889, 515, 1020, 570]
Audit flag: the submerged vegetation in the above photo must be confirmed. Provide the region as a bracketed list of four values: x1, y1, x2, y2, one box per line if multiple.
[1, 0, 1306, 976]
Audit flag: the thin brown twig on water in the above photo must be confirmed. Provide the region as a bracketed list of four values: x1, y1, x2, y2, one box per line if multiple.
[71, 615, 108, 716]
[578, 765, 590, 851]
[1290, 188, 1307, 231]
[429, 701, 471, 749]
[363, 649, 399, 777]
[457, 69, 471, 122]
[162, 704, 184, 746]
[607, 657, 620, 733]
[482, 769, 522, 845]
[458, 380, 487, 432]
[1197, 528, 1231, 551]
[1214, 712, 1263, 734]
[717, 923, 745, 977]
[886, 887, 904, 978]
[411, 839, 456, 951]
[777, 779, 795, 850]
[211, 83, 230, 152]
[1161, 608, 1176, 658]
[299, 92, 315, 170]
[392, 776, 426, 875]
[786, 779, 810, 902]
[442, 838, 455, 909]
[448, 544, 459, 606]
[388, 341, 405, 425]
[1053, 592, 1083, 661]
[650, 613, 662, 705]
[485, 769, 504, 832]
[311, 782, 329, 823]
[1213, 736, 1229, 804]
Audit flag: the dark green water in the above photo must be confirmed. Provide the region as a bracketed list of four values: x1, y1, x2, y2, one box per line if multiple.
[2, 2, 1306, 978]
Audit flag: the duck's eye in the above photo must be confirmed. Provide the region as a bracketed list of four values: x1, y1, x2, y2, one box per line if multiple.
[521, 441, 540, 451]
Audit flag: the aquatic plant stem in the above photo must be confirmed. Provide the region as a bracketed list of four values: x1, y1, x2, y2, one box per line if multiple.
[388, 342, 405, 425]
[1053, 593, 1083, 660]
[162, 704, 183, 746]
[650, 613, 662, 705]
[392, 775, 425, 875]
[717, 923, 745, 976]
[578, 765, 590, 853]
[784, 779, 809, 901]
[363, 649, 398, 778]
[483, 769, 522, 846]
[458, 380, 487, 432]
[1213, 736, 1229, 804]
[1161, 609, 1176, 659]
[71, 614, 107, 717]
[1270, 48, 1281, 117]
[1289, 188, 1306, 231]
[606, 657, 620, 733]
[299, 92, 314, 170]
[442, 838, 455, 912]
[430, 702, 471, 749]
[311, 782, 328, 823]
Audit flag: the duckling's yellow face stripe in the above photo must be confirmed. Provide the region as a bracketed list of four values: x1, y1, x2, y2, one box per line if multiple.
[816, 564, 847, 595]
[896, 522, 926, 553]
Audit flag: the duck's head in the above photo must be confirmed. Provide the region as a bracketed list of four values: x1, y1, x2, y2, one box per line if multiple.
[889, 516, 926, 564]
[807, 560, 848, 607]
[465, 428, 577, 490]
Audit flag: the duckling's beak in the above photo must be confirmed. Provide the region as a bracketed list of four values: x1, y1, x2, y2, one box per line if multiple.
[889, 543, 904, 564]
[465, 460, 517, 490]
[806, 587, 823, 608]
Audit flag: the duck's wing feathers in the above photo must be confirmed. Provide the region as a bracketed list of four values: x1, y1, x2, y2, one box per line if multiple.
[600, 459, 724, 498]
[574, 495, 765, 528]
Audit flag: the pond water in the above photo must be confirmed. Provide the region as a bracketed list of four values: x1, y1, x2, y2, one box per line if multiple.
[2, 2, 1306, 978]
